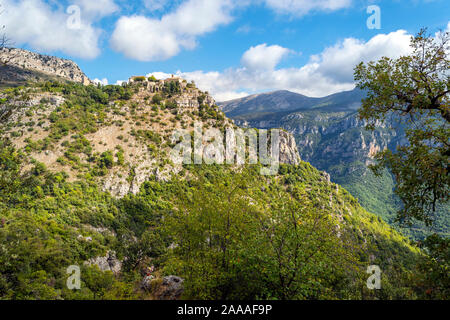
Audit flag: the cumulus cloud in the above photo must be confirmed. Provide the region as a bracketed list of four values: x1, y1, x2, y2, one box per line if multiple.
[313, 30, 412, 83]
[1, 0, 116, 59]
[109, 0, 358, 62]
[93, 78, 109, 85]
[241, 44, 292, 71]
[264, 0, 352, 16]
[73, 0, 119, 19]
[110, 16, 181, 61]
[110, 0, 235, 61]
[144, 30, 413, 101]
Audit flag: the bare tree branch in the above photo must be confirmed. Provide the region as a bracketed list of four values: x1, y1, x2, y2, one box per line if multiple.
[0, 3, 14, 66]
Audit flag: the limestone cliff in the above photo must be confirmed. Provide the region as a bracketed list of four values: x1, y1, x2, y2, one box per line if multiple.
[279, 130, 301, 165]
[0, 48, 91, 85]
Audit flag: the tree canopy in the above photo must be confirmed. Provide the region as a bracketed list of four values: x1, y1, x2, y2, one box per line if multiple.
[354, 29, 449, 226]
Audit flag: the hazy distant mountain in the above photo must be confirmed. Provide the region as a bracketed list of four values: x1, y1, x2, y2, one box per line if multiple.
[221, 90, 319, 116]
[219, 88, 366, 118]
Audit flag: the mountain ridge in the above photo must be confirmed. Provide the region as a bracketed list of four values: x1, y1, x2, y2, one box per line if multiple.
[218, 88, 366, 118]
[0, 47, 92, 86]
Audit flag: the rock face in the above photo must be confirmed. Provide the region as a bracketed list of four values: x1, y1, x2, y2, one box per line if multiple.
[279, 130, 301, 165]
[85, 251, 122, 275]
[153, 276, 184, 300]
[0, 48, 91, 85]
[140, 275, 156, 291]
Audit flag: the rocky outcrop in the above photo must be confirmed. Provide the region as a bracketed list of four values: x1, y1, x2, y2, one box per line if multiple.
[0, 48, 91, 85]
[141, 275, 185, 300]
[153, 276, 184, 300]
[141, 275, 156, 291]
[101, 130, 300, 198]
[85, 251, 122, 275]
[279, 130, 301, 165]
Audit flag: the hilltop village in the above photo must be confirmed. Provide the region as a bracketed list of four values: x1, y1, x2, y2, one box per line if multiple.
[128, 75, 215, 109]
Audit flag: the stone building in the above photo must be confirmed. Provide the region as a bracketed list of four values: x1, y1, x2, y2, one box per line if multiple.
[128, 75, 216, 109]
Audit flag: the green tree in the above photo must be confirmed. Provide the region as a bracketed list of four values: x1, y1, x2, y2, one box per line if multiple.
[415, 234, 450, 299]
[163, 170, 261, 299]
[251, 183, 359, 299]
[163, 167, 361, 300]
[152, 94, 163, 105]
[0, 140, 22, 207]
[99, 151, 114, 169]
[354, 29, 449, 226]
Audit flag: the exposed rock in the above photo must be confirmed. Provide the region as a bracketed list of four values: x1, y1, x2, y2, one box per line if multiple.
[321, 171, 331, 183]
[0, 92, 64, 123]
[77, 234, 93, 242]
[0, 48, 91, 85]
[103, 176, 132, 198]
[140, 275, 156, 291]
[153, 276, 184, 300]
[279, 130, 301, 165]
[85, 251, 122, 275]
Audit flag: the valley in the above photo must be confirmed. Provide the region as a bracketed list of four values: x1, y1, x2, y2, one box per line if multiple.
[219, 90, 450, 240]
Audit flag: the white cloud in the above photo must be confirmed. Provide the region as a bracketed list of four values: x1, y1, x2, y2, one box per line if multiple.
[264, 0, 352, 16]
[142, 0, 169, 11]
[110, 16, 180, 61]
[314, 30, 412, 83]
[93, 78, 109, 85]
[145, 30, 413, 101]
[73, 0, 119, 19]
[110, 0, 357, 62]
[146, 71, 173, 79]
[1, 0, 113, 59]
[110, 0, 235, 61]
[241, 44, 292, 71]
[212, 91, 251, 102]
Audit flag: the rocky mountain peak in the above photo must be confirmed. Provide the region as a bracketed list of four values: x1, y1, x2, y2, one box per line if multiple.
[0, 47, 92, 85]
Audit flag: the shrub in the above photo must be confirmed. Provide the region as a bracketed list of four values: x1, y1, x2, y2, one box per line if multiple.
[152, 94, 163, 105]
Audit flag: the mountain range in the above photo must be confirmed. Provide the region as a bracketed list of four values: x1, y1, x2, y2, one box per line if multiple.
[219, 89, 449, 239]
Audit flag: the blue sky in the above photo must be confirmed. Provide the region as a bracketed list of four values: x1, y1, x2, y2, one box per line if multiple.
[2, 0, 449, 100]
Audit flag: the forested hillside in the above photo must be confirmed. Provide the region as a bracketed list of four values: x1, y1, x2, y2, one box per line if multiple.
[0, 79, 445, 300]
